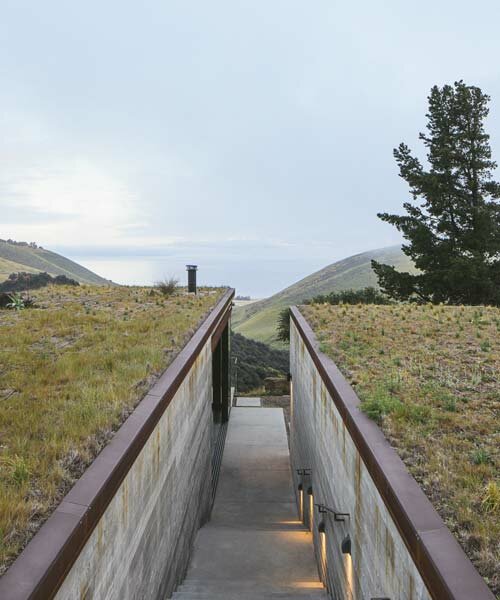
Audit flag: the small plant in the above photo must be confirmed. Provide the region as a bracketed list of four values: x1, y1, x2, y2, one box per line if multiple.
[360, 386, 402, 423]
[482, 481, 500, 515]
[444, 396, 457, 412]
[319, 342, 331, 354]
[6, 293, 25, 310]
[2, 455, 31, 486]
[471, 449, 491, 465]
[386, 372, 403, 394]
[480, 340, 490, 352]
[155, 277, 179, 297]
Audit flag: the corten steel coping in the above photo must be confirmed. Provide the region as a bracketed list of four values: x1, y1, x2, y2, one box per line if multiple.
[0, 288, 235, 600]
[290, 307, 494, 600]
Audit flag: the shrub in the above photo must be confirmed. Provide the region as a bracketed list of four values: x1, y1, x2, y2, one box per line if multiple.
[155, 277, 179, 297]
[0, 272, 79, 293]
[306, 286, 392, 306]
[232, 333, 289, 393]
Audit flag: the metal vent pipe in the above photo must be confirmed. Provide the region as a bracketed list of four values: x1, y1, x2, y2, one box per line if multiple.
[186, 265, 198, 293]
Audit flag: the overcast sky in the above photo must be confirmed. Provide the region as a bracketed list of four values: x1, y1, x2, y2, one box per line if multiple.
[2, 1, 500, 294]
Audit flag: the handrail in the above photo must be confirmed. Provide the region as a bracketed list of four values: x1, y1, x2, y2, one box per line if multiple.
[314, 503, 350, 522]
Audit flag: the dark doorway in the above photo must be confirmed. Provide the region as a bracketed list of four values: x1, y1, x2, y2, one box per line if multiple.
[211, 323, 230, 502]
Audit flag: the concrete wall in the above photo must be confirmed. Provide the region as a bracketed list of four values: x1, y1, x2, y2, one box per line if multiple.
[55, 337, 215, 600]
[290, 319, 431, 600]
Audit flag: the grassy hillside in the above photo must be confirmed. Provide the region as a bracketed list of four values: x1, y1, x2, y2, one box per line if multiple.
[0, 240, 111, 285]
[232, 332, 288, 393]
[233, 246, 415, 347]
[304, 303, 499, 595]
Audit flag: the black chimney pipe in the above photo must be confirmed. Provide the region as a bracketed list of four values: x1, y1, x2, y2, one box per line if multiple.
[186, 265, 198, 293]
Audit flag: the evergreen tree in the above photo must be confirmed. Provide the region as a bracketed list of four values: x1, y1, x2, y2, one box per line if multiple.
[372, 81, 500, 305]
[276, 307, 291, 342]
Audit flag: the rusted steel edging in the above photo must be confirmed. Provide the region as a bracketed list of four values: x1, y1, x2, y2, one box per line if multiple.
[0, 288, 235, 600]
[211, 307, 231, 351]
[290, 306, 494, 600]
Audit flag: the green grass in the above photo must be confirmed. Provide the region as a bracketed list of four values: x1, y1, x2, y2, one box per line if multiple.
[233, 245, 415, 347]
[0, 240, 111, 285]
[234, 306, 286, 348]
[0, 257, 40, 281]
[303, 303, 499, 595]
[0, 285, 223, 573]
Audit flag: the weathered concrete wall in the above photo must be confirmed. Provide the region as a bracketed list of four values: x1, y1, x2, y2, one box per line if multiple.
[55, 338, 214, 600]
[290, 320, 432, 600]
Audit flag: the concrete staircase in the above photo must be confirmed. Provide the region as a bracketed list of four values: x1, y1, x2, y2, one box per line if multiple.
[169, 406, 328, 600]
[171, 582, 328, 599]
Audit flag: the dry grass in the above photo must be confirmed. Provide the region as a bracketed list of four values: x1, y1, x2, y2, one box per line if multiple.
[302, 303, 500, 596]
[0, 284, 224, 573]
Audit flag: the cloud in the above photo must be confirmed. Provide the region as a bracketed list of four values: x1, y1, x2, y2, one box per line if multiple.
[0, 155, 150, 246]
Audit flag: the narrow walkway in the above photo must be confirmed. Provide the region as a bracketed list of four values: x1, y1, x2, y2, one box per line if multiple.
[170, 406, 328, 600]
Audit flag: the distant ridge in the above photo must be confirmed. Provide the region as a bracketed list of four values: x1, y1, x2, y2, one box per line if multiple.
[233, 246, 415, 346]
[0, 240, 112, 285]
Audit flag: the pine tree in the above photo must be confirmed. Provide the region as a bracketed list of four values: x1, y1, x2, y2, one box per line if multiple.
[372, 81, 500, 305]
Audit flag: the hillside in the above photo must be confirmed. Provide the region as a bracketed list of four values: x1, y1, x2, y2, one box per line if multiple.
[231, 332, 288, 393]
[0, 240, 111, 285]
[233, 246, 415, 346]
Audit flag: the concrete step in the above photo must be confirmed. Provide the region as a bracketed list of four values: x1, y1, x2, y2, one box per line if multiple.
[171, 592, 329, 600]
[171, 580, 328, 599]
[178, 580, 325, 592]
[171, 582, 328, 599]
[172, 590, 328, 600]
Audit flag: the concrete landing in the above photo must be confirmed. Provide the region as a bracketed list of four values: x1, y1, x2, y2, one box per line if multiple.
[235, 397, 262, 407]
[170, 407, 327, 600]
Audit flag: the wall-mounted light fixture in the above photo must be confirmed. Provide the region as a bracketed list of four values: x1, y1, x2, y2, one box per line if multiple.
[297, 483, 304, 521]
[296, 470, 310, 524]
[306, 486, 314, 531]
[341, 534, 351, 555]
[318, 519, 327, 583]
